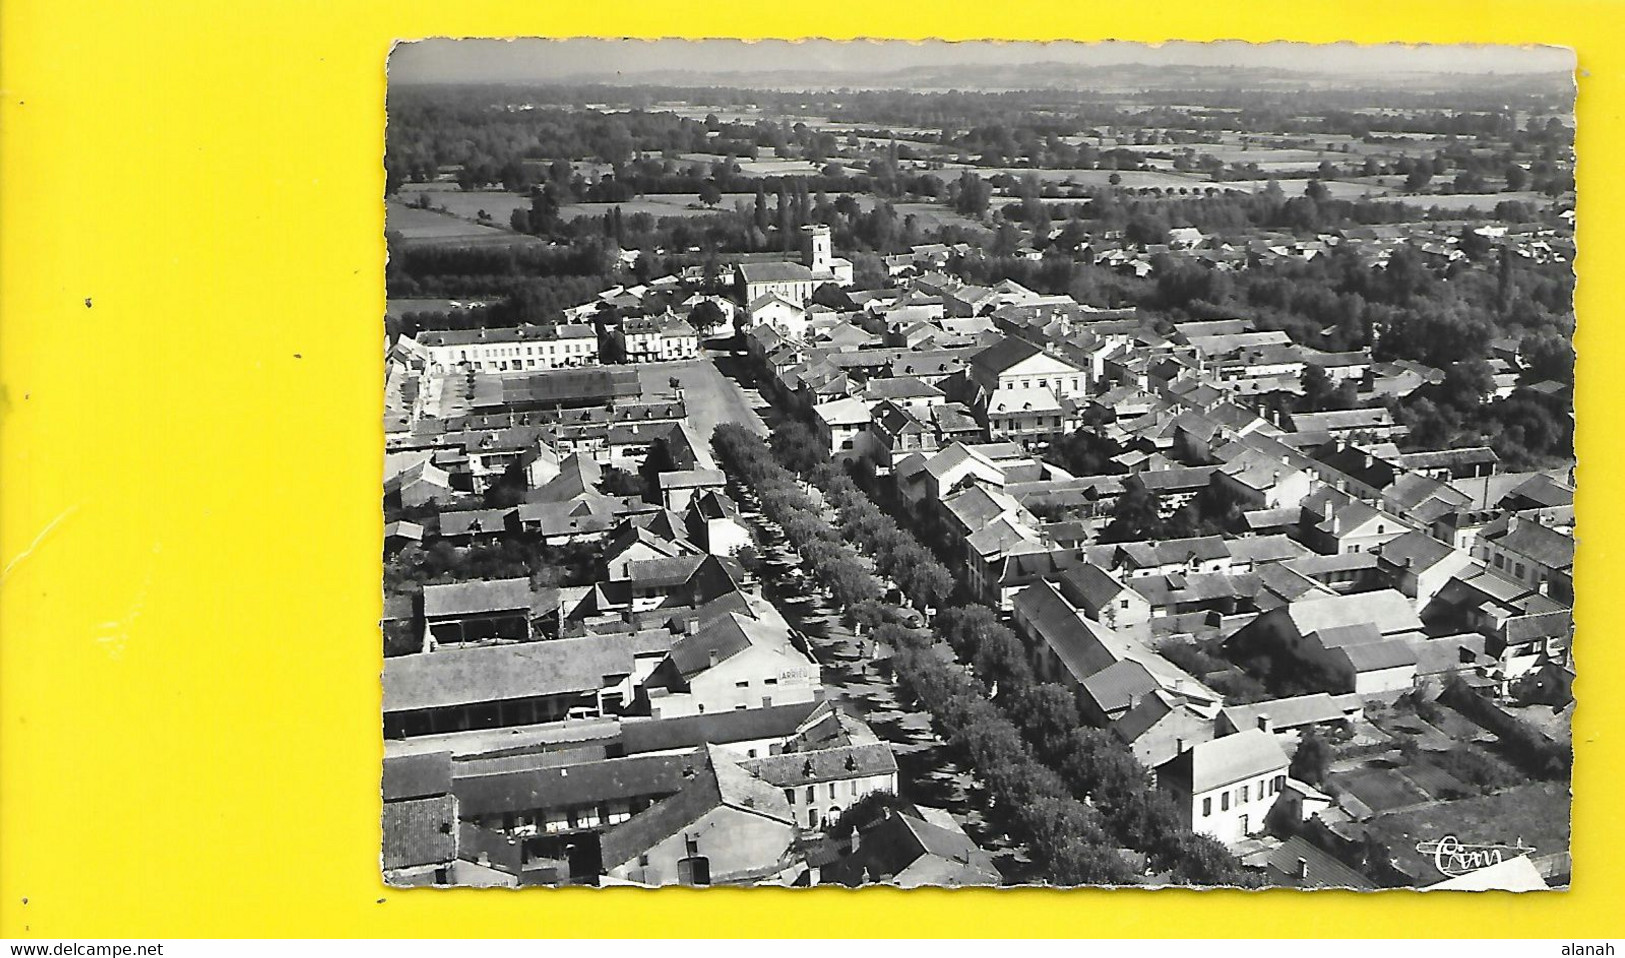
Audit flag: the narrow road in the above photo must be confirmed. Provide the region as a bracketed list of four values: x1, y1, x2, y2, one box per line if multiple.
[733, 482, 1038, 882]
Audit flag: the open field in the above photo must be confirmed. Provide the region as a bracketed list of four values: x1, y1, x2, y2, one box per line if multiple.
[386, 298, 490, 319]
[1390, 191, 1555, 211]
[1196, 147, 1339, 165]
[1364, 782, 1570, 884]
[891, 202, 991, 233]
[1212, 179, 1397, 199]
[557, 199, 730, 221]
[923, 166, 1209, 190]
[1336, 766, 1431, 813]
[675, 153, 825, 177]
[386, 201, 543, 247]
[736, 158, 824, 177]
[396, 187, 532, 224]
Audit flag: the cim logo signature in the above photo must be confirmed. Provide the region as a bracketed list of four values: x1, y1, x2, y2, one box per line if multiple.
[1415, 835, 1537, 877]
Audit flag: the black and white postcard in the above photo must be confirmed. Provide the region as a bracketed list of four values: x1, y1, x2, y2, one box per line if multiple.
[380, 39, 1575, 890]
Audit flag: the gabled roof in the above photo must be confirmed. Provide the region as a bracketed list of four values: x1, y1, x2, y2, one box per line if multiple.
[423, 577, 532, 618]
[438, 507, 516, 538]
[1134, 465, 1218, 493]
[667, 610, 796, 679]
[1252, 835, 1376, 889]
[825, 809, 1001, 888]
[1378, 530, 1462, 574]
[382, 751, 453, 801]
[1227, 534, 1311, 566]
[1482, 516, 1574, 570]
[617, 701, 824, 757]
[532, 453, 603, 503]
[1221, 693, 1361, 735]
[812, 396, 873, 427]
[1285, 590, 1423, 639]
[1159, 728, 1289, 794]
[383, 630, 675, 714]
[1014, 581, 1215, 702]
[748, 292, 805, 315]
[414, 323, 594, 347]
[1111, 692, 1216, 768]
[657, 468, 727, 491]
[741, 741, 898, 786]
[1339, 639, 1420, 672]
[598, 744, 795, 870]
[1079, 660, 1161, 716]
[739, 261, 815, 284]
[1059, 563, 1132, 610]
[864, 376, 944, 401]
[456, 751, 692, 819]
[969, 337, 1043, 374]
[1117, 535, 1231, 569]
[382, 796, 457, 871]
[607, 524, 697, 564]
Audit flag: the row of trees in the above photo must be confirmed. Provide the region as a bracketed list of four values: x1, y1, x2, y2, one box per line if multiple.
[711, 424, 1137, 883]
[741, 417, 1254, 885]
[932, 608, 1253, 885]
[768, 421, 959, 611]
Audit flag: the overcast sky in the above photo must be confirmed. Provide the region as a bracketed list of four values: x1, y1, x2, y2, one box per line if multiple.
[391, 38, 1574, 85]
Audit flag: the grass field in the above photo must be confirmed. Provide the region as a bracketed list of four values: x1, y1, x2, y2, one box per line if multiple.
[1336, 767, 1431, 813]
[396, 188, 532, 224]
[1196, 147, 1338, 166]
[557, 199, 730, 221]
[386, 298, 493, 319]
[922, 166, 1209, 190]
[1214, 179, 1397, 199]
[1390, 191, 1555, 211]
[1363, 781, 1569, 884]
[736, 158, 824, 177]
[386, 201, 535, 245]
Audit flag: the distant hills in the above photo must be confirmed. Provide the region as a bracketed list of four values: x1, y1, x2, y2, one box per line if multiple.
[535, 60, 1572, 96]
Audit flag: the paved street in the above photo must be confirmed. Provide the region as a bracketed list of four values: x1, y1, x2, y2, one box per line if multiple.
[734, 484, 1039, 883]
[635, 354, 768, 440]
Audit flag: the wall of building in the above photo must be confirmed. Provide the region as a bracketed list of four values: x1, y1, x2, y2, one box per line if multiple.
[780, 771, 900, 831]
[1187, 770, 1288, 845]
[607, 805, 798, 886]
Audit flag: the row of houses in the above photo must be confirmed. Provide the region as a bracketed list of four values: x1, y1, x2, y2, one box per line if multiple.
[755, 241, 1575, 865]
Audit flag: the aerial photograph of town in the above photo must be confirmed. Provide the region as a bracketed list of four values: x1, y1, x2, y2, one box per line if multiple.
[379, 39, 1576, 890]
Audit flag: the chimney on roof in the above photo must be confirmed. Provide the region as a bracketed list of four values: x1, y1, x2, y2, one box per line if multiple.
[686, 617, 701, 636]
[1297, 858, 1310, 880]
[707, 648, 720, 667]
[849, 825, 862, 854]
[1257, 713, 1272, 733]
[1176, 737, 1186, 754]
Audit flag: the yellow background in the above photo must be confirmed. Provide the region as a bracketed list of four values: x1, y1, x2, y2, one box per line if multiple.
[0, 0, 1616, 938]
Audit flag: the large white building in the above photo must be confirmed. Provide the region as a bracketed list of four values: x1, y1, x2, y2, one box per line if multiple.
[403, 324, 599, 373]
[1157, 729, 1290, 846]
[736, 225, 855, 305]
[612, 314, 700, 363]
